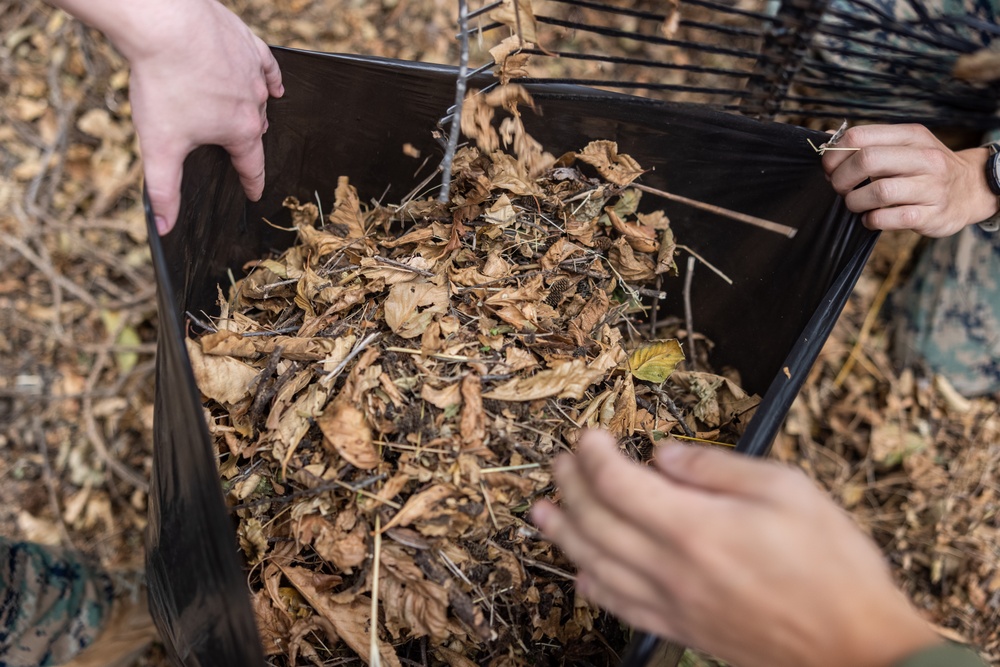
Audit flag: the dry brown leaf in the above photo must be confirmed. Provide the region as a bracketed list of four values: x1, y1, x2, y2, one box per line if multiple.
[483, 348, 624, 402]
[460, 374, 486, 449]
[609, 237, 656, 282]
[420, 382, 462, 409]
[297, 511, 368, 570]
[329, 176, 367, 239]
[384, 282, 450, 339]
[251, 590, 291, 656]
[608, 375, 637, 437]
[297, 223, 354, 257]
[607, 208, 658, 254]
[186, 338, 258, 404]
[380, 544, 451, 642]
[540, 237, 581, 271]
[489, 35, 532, 85]
[238, 517, 269, 566]
[281, 565, 402, 667]
[568, 290, 610, 346]
[201, 329, 357, 362]
[436, 647, 479, 667]
[576, 140, 645, 187]
[381, 484, 455, 532]
[656, 225, 678, 275]
[360, 255, 433, 284]
[318, 398, 379, 469]
[488, 0, 539, 44]
[661, 0, 682, 38]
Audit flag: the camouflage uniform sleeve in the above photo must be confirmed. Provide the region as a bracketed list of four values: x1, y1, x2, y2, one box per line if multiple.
[893, 643, 988, 667]
[0, 539, 114, 667]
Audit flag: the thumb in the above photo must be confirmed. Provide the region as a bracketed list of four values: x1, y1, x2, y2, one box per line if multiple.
[142, 146, 186, 236]
[654, 441, 789, 498]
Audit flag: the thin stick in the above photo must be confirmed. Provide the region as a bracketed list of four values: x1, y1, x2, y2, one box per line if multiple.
[370, 514, 383, 667]
[480, 463, 541, 474]
[34, 417, 74, 548]
[671, 434, 736, 448]
[480, 481, 500, 530]
[683, 255, 697, 371]
[321, 332, 381, 384]
[649, 275, 661, 336]
[373, 255, 435, 277]
[438, 0, 470, 203]
[519, 556, 576, 581]
[633, 183, 797, 238]
[834, 234, 918, 387]
[677, 244, 733, 285]
[651, 387, 696, 438]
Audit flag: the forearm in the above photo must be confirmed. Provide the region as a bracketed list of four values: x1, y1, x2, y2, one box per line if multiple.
[45, 0, 205, 60]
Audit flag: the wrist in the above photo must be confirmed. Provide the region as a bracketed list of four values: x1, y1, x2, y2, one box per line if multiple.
[958, 145, 1000, 228]
[50, 0, 208, 63]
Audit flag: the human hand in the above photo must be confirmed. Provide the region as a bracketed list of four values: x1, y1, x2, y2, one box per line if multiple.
[53, 0, 283, 235]
[821, 124, 997, 237]
[530, 430, 940, 667]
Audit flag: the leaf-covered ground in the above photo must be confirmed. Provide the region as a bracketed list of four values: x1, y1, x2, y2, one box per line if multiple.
[1, 1, 997, 665]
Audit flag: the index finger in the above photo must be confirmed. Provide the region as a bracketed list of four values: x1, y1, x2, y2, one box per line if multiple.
[823, 124, 933, 175]
[571, 430, 712, 540]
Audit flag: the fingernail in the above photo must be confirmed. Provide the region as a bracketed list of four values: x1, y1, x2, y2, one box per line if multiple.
[529, 502, 550, 527]
[155, 215, 170, 236]
[278, 84, 285, 97]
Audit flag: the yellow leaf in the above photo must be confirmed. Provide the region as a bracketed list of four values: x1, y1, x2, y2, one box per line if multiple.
[628, 339, 684, 384]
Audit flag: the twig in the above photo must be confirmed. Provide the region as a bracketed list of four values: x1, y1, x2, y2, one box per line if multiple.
[82, 345, 149, 492]
[438, 0, 470, 203]
[230, 474, 399, 513]
[683, 255, 697, 371]
[633, 183, 797, 238]
[672, 434, 736, 448]
[480, 463, 541, 474]
[0, 234, 99, 308]
[650, 387, 695, 438]
[370, 514, 383, 667]
[34, 417, 75, 548]
[559, 262, 667, 299]
[649, 275, 661, 336]
[677, 244, 733, 285]
[373, 255, 435, 277]
[321, 332, 381, 385]
[480, 481, 499, 530]
[185, 311, 218, 333]
[519, 556, 576, 581]
[834, 235, 918, 387]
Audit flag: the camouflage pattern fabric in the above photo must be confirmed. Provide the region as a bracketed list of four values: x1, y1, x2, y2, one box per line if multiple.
[817, 0, 1000, 397]
[894, 224, 1000, 397]
[815, 0, 1000, 121]
[0, 539, 113, 666]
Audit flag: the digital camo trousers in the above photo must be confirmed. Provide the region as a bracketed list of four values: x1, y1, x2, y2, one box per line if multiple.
[0, 540, 113, 667]
[894, 226, 1000, 397]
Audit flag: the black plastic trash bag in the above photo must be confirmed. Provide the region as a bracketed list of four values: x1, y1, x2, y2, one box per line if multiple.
[144, 48, 875, 667]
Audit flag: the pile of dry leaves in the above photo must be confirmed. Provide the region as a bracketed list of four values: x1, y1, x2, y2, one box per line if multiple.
[188, 86, 759, 665]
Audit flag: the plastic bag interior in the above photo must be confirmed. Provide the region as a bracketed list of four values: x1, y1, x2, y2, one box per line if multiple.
[144, 48, 875, 667]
